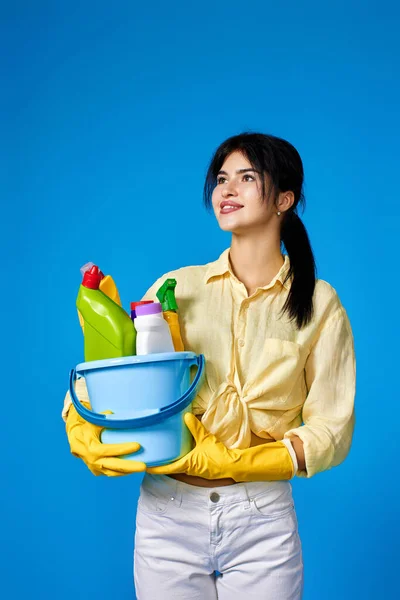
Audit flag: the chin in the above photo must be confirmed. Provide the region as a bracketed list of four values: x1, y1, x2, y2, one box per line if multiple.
[218, 223, 236, 232]
[217, 219, 248, 234]
[216, 216, 242, 233]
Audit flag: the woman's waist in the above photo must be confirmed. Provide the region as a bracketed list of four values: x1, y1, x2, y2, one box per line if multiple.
[167, 473, 236, 487]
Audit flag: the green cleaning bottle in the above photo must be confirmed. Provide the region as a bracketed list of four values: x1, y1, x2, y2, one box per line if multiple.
[76, 265, 136, 362]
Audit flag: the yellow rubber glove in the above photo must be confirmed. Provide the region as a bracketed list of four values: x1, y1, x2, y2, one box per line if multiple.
[147, 413, 296, 481]
[66, 402, 147, 477]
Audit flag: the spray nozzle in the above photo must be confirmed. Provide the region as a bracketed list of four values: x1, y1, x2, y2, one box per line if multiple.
[156, 278, 179, 312]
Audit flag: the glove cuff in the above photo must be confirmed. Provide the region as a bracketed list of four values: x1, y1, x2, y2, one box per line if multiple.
[281, 438, 299, 478]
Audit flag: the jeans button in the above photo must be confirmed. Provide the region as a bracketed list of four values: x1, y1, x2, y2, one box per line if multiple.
[210, 492, 220, 503]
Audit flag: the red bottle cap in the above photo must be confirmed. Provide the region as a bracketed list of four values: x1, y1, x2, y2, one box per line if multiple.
[82, 265, 102, 289]
[130, 300, 153, 311]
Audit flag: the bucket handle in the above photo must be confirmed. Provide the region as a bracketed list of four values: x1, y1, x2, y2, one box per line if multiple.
[68, 354, 205, 429]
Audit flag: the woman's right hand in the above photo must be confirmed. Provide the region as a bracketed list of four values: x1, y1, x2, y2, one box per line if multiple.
[65, 403, 147, 477]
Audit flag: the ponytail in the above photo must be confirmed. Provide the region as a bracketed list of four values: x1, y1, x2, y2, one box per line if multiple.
[280, 210, 316, 329]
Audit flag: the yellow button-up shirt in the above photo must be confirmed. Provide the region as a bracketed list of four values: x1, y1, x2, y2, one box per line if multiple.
[141, 248, 356, 479]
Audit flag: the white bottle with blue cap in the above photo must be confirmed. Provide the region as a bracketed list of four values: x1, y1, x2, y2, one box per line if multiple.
[134, 302, 175, 355]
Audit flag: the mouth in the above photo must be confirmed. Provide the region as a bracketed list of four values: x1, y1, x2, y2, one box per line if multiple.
[220, 201, 243, 214]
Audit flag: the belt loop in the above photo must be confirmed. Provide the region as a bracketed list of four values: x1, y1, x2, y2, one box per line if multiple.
[171, 479, 182, 507]
[242, 481, 252, 510]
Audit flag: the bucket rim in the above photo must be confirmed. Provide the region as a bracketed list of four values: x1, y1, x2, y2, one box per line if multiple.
[76, 351, 198, 374]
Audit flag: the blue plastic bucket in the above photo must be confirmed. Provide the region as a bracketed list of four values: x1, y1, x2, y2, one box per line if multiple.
[69, 351, 205, 467]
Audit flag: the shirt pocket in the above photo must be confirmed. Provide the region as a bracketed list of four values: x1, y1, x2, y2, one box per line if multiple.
[138, 488, 173, 516]
[249, 482, 295, 520]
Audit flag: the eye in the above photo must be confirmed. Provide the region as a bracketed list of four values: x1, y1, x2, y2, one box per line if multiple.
[216, 176, 226, 184]
[243, 174, 255, 182]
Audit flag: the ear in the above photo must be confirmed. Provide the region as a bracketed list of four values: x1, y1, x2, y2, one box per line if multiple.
[277, 190, 295, 213]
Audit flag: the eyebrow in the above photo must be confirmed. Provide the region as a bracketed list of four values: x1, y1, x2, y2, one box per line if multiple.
[217, 168, 260, 175]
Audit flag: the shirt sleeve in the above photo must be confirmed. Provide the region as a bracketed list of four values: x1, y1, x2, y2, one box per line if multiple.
[283, 305, 356, 478]
[61, 274, 168, 422]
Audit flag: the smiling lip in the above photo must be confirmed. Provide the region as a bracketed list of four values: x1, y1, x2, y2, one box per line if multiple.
[220, 200, 243, 214]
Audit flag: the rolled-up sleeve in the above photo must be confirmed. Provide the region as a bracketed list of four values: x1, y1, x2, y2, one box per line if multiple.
[283, 306, 356, 478]
[61, 377, 90, 422]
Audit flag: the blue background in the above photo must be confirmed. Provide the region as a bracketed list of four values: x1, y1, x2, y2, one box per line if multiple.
[3, 1, 399, 598]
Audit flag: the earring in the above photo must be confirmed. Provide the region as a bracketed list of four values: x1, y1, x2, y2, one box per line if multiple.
[277, 211, 281, 216]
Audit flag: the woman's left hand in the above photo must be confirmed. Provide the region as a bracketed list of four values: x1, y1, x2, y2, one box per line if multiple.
[146, 412, 237, 479]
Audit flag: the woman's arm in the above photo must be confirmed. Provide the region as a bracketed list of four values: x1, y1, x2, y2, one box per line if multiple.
[283, 305, 356, 478]
[289, 435, 306, 472]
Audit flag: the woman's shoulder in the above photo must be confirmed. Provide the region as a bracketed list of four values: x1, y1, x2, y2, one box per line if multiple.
[166, 262, 208, 279]
[314, 277, 339, 298]
[161, 262, 208, 285]
[312, 277, 346, 322]
[163, 250, 228, 283]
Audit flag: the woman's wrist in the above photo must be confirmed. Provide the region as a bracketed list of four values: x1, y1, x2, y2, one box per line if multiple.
[287, 435, 306, 472]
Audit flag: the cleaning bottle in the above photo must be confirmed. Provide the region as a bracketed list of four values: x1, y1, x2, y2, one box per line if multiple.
[77, 262, 122, 331]
[76, 265, 136, 361]
[134, 302, 174, 355]
[156, 278, 184, 351]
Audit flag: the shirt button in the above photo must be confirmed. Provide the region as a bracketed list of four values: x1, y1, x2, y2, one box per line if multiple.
[210, 492, 220, 503]
[238, 339, 245, 347]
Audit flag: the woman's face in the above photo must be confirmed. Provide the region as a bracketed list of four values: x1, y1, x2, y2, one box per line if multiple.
[211, 151, 276, 234]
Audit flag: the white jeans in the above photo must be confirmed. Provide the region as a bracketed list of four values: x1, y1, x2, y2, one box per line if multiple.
[134, 473, 304, 599]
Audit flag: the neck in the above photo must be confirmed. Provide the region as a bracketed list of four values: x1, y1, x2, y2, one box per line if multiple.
[229, 230, 284, 296]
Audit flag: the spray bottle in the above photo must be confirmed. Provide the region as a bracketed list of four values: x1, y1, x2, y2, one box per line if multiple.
[156, 278, 184, 352]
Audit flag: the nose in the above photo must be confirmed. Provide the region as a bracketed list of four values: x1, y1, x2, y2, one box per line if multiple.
[221, 180, 238, 197]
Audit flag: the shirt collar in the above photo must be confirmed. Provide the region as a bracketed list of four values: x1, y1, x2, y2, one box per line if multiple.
[204, 248, 292, 291]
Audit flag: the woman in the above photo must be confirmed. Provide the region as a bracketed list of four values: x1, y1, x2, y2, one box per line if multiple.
[64, 132, 356, 599]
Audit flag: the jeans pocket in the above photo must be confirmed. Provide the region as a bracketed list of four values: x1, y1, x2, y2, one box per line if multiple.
[138, 487, 172, 516]
[250, 486, 295, 520]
